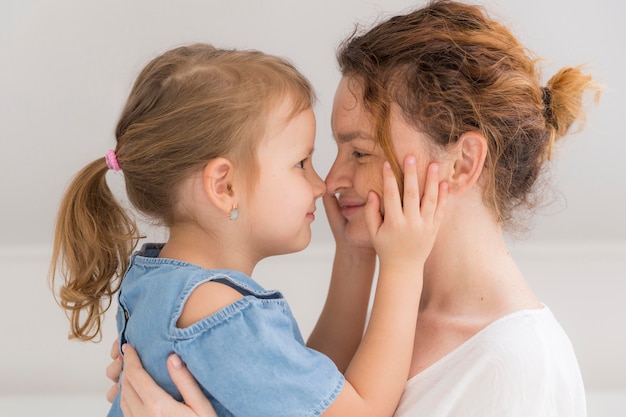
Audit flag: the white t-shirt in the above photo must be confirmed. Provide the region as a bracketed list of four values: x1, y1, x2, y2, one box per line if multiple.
[394, 307, 586, 417]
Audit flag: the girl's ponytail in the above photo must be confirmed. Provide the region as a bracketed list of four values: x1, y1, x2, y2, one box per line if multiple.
[50, 43, 315, 341]
[50, 157, 139, 341]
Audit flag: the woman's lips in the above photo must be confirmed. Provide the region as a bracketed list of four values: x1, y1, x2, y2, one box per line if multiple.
[338, 200, 366, 218]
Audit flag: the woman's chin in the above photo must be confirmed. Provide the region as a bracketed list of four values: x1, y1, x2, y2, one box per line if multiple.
[344, 224, 374, 248]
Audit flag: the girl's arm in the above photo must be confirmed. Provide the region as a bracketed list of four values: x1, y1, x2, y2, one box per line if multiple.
[322, 158, 447, 416]
[110, 158, 446, 417]
[307, 193, 377, 372]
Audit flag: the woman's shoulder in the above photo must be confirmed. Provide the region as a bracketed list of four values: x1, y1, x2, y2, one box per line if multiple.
[409, 306, 580, 385]
[398, 307, 585, 417]
[470, 306, 576, 361]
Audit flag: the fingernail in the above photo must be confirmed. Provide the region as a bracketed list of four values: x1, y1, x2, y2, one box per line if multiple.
[170, 354, 183, 369]
[432, 163, 439, 173]
[407, 157, 416, 165]
[384, 161, 391, 169]
[121, 344, 127, 354]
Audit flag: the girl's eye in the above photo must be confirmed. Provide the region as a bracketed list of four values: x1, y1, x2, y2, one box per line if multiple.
[296, 158, 307, 169]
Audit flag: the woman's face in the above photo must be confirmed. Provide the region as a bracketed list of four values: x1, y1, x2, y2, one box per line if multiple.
[326, 77, 435, 246]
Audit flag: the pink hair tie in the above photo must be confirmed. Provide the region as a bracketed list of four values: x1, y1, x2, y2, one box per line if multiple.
[105, 149, 121, 171]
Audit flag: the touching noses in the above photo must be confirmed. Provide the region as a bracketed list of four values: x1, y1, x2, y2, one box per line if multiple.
[311, 170, 326, 198]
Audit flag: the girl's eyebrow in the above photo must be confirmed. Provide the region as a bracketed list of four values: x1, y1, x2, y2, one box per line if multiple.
[298, 146, 314, 159]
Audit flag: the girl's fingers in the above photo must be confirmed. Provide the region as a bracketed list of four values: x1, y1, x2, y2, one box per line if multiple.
[434, 181, 449, 224]
[401, 156, 420, 218]
[419, 163, 441, 222]
[381, 161, 402, 220]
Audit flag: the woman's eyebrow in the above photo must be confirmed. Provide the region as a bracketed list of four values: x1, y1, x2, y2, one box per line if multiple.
[335, 131, 375, 144]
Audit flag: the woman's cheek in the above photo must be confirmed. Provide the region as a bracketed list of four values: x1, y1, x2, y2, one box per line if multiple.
[360, 161, 384, 197]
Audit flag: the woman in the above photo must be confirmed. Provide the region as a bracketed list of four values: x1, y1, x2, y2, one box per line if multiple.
[109, 1, 598, 415]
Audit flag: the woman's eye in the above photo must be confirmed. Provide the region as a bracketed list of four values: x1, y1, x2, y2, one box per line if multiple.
[352, 150, 369, 159]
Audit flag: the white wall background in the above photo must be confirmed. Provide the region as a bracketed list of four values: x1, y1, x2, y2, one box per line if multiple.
[1, 0, 625, 416]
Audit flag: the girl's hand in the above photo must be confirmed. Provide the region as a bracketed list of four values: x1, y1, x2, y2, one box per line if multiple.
[365, 156, 448, 266]
[120, 344, 217, 417]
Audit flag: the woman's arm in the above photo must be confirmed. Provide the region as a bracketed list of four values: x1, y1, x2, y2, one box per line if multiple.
[307, 194, 376, 372]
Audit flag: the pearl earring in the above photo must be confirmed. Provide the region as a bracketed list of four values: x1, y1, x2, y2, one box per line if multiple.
[229, 204, 239, 220]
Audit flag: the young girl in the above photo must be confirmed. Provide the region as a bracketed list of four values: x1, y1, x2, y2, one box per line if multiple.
[50, 44, 447, 417]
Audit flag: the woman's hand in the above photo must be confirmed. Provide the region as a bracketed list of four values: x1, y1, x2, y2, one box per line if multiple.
[323, 191, 376, 257]
[309, 192, 378, 371]
[106, 338, 123, 403]
[120, 344, 217, 417]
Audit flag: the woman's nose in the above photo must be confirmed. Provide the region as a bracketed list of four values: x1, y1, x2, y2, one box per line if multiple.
[325, 159, 350, 194]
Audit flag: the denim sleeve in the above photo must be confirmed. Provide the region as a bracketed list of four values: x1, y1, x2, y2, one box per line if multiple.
[172, 296, 345, 417]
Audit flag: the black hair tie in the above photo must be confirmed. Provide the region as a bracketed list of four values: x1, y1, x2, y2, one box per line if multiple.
[541, 86, 552, 110]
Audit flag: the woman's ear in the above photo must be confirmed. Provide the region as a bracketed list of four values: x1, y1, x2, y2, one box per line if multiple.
[448, 131, 488, 193]
[201, 157, 237, 216]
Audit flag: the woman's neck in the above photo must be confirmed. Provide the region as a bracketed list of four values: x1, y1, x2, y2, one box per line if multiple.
[419, 204, 541, 319]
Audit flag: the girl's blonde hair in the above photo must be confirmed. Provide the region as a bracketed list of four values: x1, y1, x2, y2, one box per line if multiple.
[337, 0, 600, 231]
[50, 43, 315, 341]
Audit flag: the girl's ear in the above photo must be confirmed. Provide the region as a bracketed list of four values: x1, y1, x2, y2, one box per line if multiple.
[448, 131, 488, 193]
[201, 157, 237, 216]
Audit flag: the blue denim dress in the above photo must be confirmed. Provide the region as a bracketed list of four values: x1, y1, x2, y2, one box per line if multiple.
[108, 244, 344, 417]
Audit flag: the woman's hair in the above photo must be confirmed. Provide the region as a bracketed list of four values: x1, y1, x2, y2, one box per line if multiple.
[50, 43, 315, 341]
[337, 0, 600, 230]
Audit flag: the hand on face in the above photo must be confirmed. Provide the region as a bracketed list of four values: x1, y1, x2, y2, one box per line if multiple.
[364, 155, 448, 265]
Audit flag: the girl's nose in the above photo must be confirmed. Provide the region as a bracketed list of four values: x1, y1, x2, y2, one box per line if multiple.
[312, 170, 326, 198]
